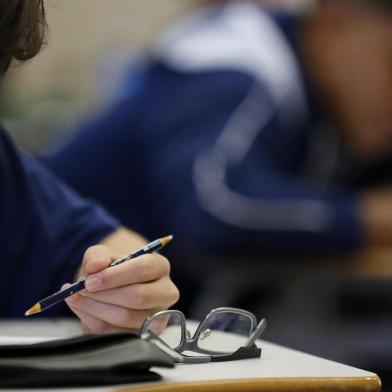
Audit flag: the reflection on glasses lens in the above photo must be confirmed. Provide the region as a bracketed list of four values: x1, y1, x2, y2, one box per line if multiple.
[197, 311, 253, 353]
[145, 313, 183, 350]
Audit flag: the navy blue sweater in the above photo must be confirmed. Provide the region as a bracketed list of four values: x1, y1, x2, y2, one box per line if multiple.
[0, 127, 118, 317]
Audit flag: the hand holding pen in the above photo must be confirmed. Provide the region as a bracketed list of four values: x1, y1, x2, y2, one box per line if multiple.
[26, 235, 179, 333]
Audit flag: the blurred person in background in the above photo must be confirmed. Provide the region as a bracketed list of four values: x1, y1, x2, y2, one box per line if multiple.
[0, 0, 179, 331]
[43, 0, 392, 258]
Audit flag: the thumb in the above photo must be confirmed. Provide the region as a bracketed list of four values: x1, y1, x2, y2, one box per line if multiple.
[82, 245, 113, 275]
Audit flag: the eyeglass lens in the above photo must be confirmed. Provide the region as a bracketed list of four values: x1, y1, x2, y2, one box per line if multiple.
[197, 311, 253, 353]
[145, 313, 183, 350]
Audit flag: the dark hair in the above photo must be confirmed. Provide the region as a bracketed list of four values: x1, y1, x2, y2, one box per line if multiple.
[0, 0, 47, 75]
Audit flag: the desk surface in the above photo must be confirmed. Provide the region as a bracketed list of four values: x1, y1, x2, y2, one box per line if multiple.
[120, 339, 380, 392]
[0, 320, 381, 392]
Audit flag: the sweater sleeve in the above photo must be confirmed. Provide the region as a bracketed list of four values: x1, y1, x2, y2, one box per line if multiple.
[42, 63, 363, 255]
[0, 128, 119, 317]
[139, 66, 364, 255]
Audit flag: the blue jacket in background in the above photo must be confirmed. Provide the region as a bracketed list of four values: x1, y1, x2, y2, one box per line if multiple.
[0, 127, 118, 317]
[43, 2, 362, 257]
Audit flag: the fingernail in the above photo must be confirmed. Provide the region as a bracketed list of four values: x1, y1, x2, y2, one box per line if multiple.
[85, 276, 102, 291]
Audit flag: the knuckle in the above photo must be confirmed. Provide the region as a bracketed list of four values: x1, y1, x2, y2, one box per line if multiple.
[159, 256, 171, 275]
[96, 271, 108, 287]
[136, 255, 171, 282]
[169, 283, 180, 305]
[137, 257, 152, 281]
[133, 286, 151, 308]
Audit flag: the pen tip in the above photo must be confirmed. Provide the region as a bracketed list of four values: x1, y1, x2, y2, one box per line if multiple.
[25, 303, 41, 316]
[160, 235, 174, 246]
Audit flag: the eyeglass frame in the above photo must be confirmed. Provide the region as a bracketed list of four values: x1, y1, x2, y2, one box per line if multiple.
[139, 307, 267, 364]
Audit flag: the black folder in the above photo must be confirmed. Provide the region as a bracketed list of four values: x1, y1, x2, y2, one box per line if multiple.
[0, 332, 175, 388]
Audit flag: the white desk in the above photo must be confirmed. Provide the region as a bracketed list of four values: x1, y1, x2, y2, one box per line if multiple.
[120, 339, 380, 392]
[0, 319, 381, 392]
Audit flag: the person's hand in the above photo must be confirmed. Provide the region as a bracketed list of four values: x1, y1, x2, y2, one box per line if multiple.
[64, 245, 180, 333]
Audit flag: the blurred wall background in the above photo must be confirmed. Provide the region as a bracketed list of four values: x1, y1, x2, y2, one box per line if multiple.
[0, 0, 314, 150]
[0, 0, 194, 150]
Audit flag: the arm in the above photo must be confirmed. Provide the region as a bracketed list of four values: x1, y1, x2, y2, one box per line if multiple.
[0, 128, 178, 329]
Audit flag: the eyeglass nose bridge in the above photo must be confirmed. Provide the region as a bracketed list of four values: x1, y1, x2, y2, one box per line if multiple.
[185, 327, 212, 342]
[198, 328, 212, 341]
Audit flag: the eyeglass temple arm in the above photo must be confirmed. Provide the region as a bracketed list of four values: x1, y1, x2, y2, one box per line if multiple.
[247, 318, 267, 347]
[210, 344, 261, 362]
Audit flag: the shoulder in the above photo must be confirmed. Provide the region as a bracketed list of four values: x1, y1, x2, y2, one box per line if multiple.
[0, 127, 50, 189]
[154, 1, 306, 111]
[0, 126, 24, 181]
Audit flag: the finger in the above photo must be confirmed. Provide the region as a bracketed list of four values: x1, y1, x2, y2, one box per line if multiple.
[67, 294, 155, 330]
[82, 245, 115, 275]
[66, 301, 137, 334]
[62, 283, 113, 333]
[84, 254, 170, 292]
[65, 300, 114, 333]
[80, 276, 180, 310]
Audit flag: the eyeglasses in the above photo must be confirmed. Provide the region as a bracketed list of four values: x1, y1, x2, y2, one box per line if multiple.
[139, 307, 267, 363]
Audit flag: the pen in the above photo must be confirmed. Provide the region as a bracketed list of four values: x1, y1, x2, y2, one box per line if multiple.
[25, 235, 173, 316]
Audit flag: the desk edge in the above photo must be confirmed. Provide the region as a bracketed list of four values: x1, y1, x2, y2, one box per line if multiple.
[116, 375, 381, 392]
